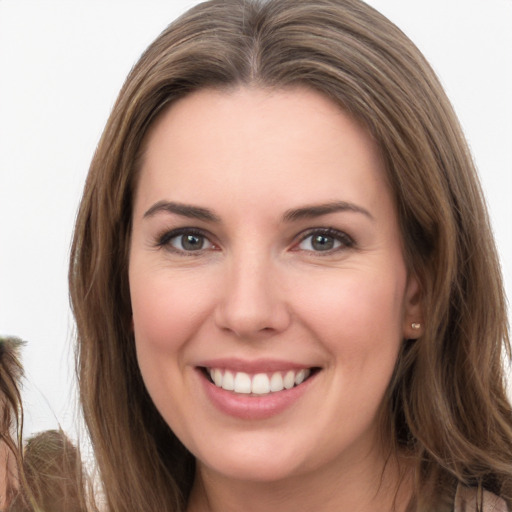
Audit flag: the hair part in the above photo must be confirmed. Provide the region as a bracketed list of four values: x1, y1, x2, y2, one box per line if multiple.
[69, 1, 511, 510]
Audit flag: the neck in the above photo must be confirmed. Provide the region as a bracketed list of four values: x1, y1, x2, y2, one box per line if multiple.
[187, 449, 413, 512]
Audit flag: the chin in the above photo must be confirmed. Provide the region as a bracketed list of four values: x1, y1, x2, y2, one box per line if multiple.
[194, 433, 313, 483]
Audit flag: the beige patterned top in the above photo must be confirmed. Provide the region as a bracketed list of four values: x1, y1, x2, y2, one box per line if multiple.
[454, 486, 508, 512]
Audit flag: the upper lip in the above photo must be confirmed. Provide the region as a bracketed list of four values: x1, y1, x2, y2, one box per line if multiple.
[196, 357, 318, 373]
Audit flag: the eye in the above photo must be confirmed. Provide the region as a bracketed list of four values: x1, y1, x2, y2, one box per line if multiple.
[296, 228, 354, 253]
[157, 228, 215, 253]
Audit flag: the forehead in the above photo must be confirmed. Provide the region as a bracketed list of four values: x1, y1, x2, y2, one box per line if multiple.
[135, 86, 391, 219]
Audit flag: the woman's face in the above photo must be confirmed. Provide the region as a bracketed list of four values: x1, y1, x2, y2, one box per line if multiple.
[129, 87, 421, 483]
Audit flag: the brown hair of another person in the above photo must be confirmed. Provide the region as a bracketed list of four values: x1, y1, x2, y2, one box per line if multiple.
[11, 430, 92, 512]
[1, 339, 95, 512]
[0, 337, 23, 510]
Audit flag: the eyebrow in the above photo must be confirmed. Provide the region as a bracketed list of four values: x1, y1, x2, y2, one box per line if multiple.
[143, 199, 373, 223]
[143, 201, 221, 222]
[282, 201, 374, 222]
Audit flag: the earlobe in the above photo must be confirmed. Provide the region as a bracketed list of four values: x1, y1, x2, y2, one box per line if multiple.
[403, 274, 423, 339]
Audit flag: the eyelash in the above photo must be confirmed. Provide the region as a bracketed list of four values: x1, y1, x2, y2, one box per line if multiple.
[155, 227, 215, 254]
[294, 227, 355, 254]
[154, 227, 355, 255]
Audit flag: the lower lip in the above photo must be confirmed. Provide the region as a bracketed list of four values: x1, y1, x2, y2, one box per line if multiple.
[198, 369, 317, 420]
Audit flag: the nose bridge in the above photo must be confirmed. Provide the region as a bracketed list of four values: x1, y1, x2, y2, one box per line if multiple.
[215, 244, 290, 337]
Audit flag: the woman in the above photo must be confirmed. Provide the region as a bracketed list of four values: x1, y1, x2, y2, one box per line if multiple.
[69, 0, 512, 510]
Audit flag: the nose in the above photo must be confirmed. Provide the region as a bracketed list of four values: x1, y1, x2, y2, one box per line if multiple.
[214, 253, 291, 339]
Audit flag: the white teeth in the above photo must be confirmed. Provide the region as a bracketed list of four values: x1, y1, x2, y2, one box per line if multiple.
[207, 368, 312, 395]
[269, 372, 284, 392]
[234, 372, 252, 394]
[295, 369, 310, 385]
[251, 373, 270, 394]
[283, 371, 295, 390]
[222, 370, 235, 391]
[212, 368, 223, 387]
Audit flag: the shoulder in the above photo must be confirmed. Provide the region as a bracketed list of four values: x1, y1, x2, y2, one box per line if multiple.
[454, 485, 509, 512]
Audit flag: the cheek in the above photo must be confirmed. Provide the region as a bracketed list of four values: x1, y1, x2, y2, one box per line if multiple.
[130, 269, 216, 355]
[129, 268, 218, 430]
[128, 267, 220, 433]
[292, 268, 406, 362]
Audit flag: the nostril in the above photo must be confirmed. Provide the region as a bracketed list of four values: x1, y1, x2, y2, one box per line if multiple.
[215, 308, 291, 339]
[213, 276, 292, 337]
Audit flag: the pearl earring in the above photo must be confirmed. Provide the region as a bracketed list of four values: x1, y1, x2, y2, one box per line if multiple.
[411, 323, 421, 330]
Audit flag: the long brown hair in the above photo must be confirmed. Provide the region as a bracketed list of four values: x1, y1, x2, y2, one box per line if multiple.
[11, 429, 92, 512]
[0, 337, 24, 509]
[69, 1, 512, 510]
[0, 339, 95, 512]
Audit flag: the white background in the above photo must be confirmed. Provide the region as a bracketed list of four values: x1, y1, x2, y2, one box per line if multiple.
[1, 0, 511, 441]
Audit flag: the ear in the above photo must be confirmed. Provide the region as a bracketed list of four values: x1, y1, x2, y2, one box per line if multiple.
[402, 273, 423, 340]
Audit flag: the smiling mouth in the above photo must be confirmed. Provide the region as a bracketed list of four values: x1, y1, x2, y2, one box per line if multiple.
[201, 367, 319, 396]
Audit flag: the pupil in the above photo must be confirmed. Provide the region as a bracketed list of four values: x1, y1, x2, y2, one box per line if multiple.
[312, 234, 333, 251]
[182, 234, 203, 250]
